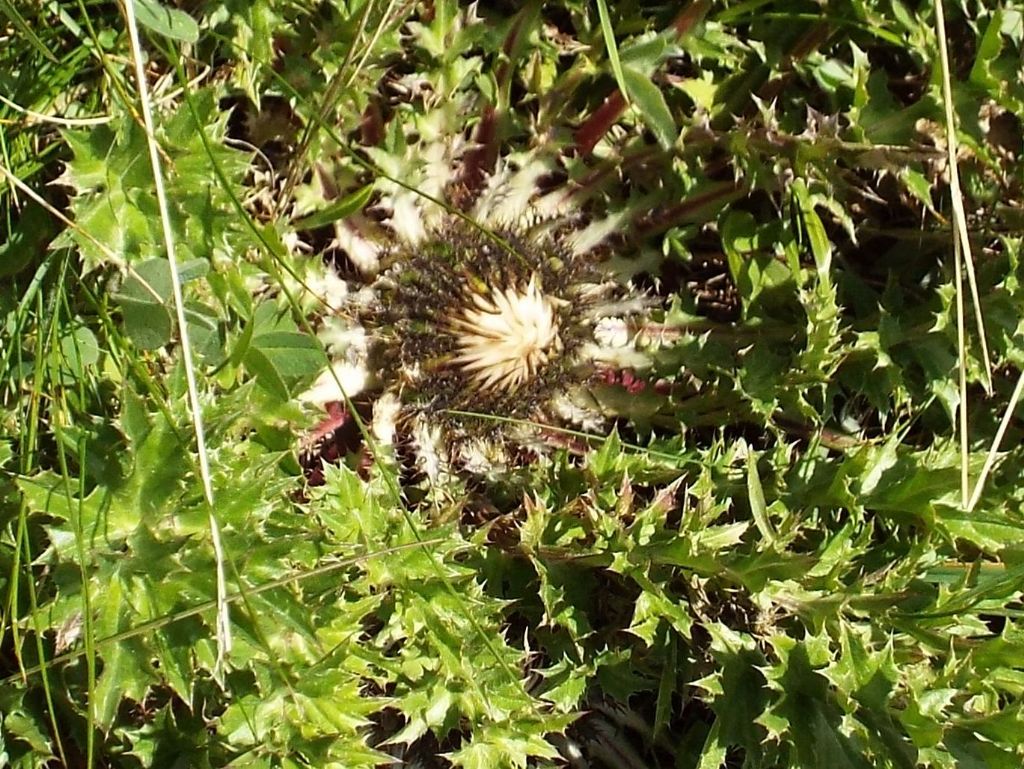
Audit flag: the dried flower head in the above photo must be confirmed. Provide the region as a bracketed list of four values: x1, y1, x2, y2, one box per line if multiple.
[450, 274, 564, 394]
[362, 216, 621, 426]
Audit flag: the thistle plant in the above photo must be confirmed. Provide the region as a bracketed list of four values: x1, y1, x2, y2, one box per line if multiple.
[293, 7, 667, 472]
[7, 2, 1024, 768]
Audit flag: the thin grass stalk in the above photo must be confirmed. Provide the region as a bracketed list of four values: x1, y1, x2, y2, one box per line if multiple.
[10, 283, 72, 766]
[934, 0, 989, 507]
[968, 371, 1024, 511]
[120, 0, 232, 676]
[934, 0, 992, 394]
[596, 0, 629, 107]
[0, 92, 111, 126]
[954, 232, 970, 507]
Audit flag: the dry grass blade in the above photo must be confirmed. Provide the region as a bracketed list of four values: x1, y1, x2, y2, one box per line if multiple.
[968, 372, 1024, 511]
[933, 0, 992, 507]
[934, 0, 992, 379]
[0, 163, 116, 259]
[120, 0, 232, 676]
[954, 234, 970, 507]
[0, 93, 111, 126]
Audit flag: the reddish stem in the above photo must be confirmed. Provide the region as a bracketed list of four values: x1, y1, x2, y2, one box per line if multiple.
[457, 4, 538, 196]
[360, 99, 384, 147]
[632, 181, 745, 238]
[574, 91, 628, 157]
[459, 104, 499, 201]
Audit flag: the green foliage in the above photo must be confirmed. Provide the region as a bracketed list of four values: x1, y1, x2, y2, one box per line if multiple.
[135, 0, 200, 44]
[3, 1, 1024, 768]
[59, 91, 251, 274]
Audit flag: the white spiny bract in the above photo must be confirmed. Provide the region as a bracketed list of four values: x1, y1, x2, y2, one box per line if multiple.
[450, 274, 565, 394]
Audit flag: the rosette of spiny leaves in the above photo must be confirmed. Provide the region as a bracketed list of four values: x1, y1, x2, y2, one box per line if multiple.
[292, 4, 735, 481]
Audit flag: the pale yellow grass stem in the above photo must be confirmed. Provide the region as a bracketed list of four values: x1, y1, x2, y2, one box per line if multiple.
[121, 0, 232, 677]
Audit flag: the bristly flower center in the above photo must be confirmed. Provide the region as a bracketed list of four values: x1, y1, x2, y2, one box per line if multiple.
[450, 274, 564, 393]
